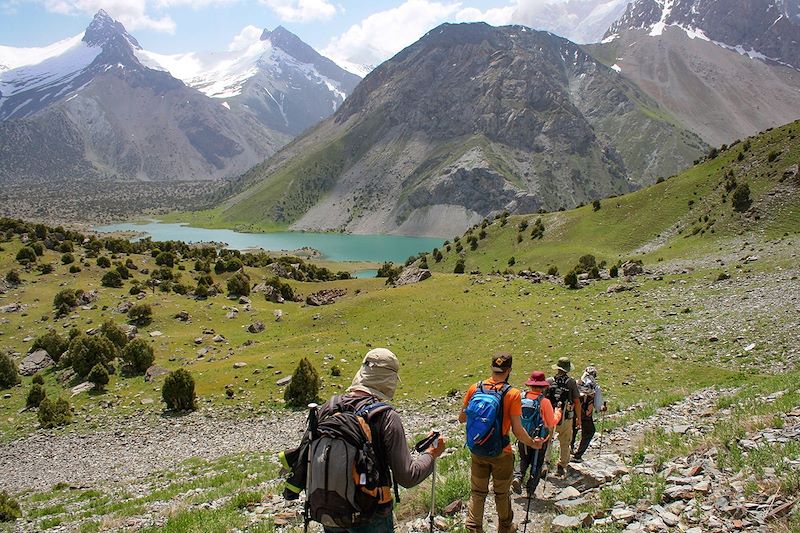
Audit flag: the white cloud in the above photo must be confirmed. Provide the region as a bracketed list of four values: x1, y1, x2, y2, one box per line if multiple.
[41, 0, 176, 31]
[260, 0, 336, 22]
[456, 5, 514, 25]
[323, 0, 462, 69]
[227, 24, 263, 51]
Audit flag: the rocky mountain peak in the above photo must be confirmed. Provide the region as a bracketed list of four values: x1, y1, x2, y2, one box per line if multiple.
[83, 9, 141, 50]
[605, 0, 800, 69]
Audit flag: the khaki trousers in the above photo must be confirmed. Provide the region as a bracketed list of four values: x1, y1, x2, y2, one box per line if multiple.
[554, 417, 574, 468]
[466, 451, 515, 533]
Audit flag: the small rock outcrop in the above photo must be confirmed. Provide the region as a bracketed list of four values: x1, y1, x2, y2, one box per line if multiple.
[306, 289, 346, 306]
[247, 321, 265, 334]
[393, 267, 432, 286]
[18, 350, 55, 376]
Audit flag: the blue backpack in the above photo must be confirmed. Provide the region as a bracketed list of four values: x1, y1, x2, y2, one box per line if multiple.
[521, 391, 549, 439]
[465, 381, 511, 457]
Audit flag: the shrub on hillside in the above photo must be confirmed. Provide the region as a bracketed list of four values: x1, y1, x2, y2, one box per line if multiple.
[15, 246, 37, 265]
[226, 258, 244, 272]
[263, 277, 296, 300]
[32, 374, 44, 385]
[101, 271, 122, 288]
[226, 272, 251, 297]
[377, 262, 402, 282]
[592, 199, 601, 211]
[564, 271, 579, 289]
[5, 270, 21, 285]
[61, 253, 74, 264]
[0, 491, 22, 522]
[87, 364, 110, 391]
[574, 254, 597, 274]
[68, 334, 116, 378]
[69, 265, 81, 274]
[26, 383, 46, 408]
[37, 397, 72, 428]
[31, 242, 43, 256]
[0, 353, 20, 389]
[609, 265, 619, 278]
[53, 289, 79, 314]
[37, 263, 54, 275]
[162, 369, 197, 411]
[732, 183, 752, 212]
[530, 218, 545, 239]
[31, 330, 69, 363]
[97, 256, 111, 268]
[547, 265, 558, 276]
[100, 320, 128, 351]
[155, 251, 175, 268]
[284, 358, 320, 408]
[454, 259, 466, 274]
[127, 303, 153, 326]
[121, 339, 155, 374]
[115, 264, 130, 280]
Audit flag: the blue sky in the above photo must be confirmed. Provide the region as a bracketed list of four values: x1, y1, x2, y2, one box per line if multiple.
[0, 0, 536, 68]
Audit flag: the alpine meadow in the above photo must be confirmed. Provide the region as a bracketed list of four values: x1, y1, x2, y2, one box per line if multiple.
[1, 1, 799, 533]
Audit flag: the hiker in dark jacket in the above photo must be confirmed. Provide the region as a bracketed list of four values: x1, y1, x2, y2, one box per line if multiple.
[571, 366, 606, 463]
[280, 348, 445, 533]
[548, 357, 581, 477]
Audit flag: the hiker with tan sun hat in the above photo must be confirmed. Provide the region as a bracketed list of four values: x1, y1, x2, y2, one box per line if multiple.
[546, 357, 581, 477]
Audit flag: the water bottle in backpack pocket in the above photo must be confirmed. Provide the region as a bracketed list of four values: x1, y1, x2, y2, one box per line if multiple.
[465, 381, 511, 457]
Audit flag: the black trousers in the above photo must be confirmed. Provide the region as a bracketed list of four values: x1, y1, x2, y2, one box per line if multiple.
[513, 441, 549, 493]
[573, 415, 596, 459]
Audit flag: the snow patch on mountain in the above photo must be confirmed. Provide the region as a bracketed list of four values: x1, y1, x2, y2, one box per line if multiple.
[0, 36, 100, 118]
[0, 34, 86, 71]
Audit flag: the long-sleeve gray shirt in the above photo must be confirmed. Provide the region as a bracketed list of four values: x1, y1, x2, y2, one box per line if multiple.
[319, 394, 434, 489]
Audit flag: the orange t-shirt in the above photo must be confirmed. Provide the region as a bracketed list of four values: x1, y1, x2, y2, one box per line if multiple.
[463, 377, 522, 453]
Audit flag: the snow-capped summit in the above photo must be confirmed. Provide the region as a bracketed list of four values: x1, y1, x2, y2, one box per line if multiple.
[0, 10, 289, 183]
[604, 0, 800, 69]
[137, 25, 360, 135]
[83, 9, 141, 49]
[0, 10, 158, 121]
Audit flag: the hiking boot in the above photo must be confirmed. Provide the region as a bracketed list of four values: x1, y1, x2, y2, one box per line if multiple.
[511, 477, 522, 495]
[570, 455, 583, 463]
[556, 465, 565, 477]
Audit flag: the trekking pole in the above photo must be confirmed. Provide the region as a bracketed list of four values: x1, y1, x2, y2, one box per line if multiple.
[304, 402, 319, 533]
[523, 424, 543, 533]
[414, 431, 441, 532]
[598, 406, 606, 458]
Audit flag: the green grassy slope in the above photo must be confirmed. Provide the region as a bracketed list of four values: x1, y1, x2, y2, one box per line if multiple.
[426, 120, 800, 275]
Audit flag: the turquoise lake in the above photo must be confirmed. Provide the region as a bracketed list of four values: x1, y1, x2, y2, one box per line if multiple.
[94, 222, 444, 264]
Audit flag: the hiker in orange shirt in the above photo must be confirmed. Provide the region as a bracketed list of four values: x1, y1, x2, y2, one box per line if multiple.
[512, 371, 562, 497]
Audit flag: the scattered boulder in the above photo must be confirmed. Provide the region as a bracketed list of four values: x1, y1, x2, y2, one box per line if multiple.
[144, 365, 169, 382]
[18, 350, 55, 376]
[121, 324, 138, 340]
[276, 375, 292, 386]
[621, 261, 644, 277]
[248, 322, 265, 334]
[238, 296, 250, 305]
[266, 262, 296, 279]
[443, 500, 462, 515]
[274, 310, 283, 322]
[552, 513, 592, 531]
[0, 302, 24, 313]
[233, 362, 247, 369]
[212, 335, 226, 343]
[70, 381, 94, 396]
[393, 266, 432, 286]
[306, 288, 347, 306]
[568, 454, 628, 490]
[174, 311, 191, 322]
[116, 301, 133, 314]
[149, 331, 163, 338]
[607, 283, 633, 294]
[77, 290, 98, 305]
[56, 368, 75, 384]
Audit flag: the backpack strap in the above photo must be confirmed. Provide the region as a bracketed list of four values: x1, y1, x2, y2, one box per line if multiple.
[353, 396, 399, 503]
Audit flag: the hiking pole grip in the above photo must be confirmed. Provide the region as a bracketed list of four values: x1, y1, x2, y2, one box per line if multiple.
[415, 431, 441, 453]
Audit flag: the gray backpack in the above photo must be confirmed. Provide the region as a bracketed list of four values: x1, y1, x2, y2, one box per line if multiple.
[307, 397, 394, 528]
